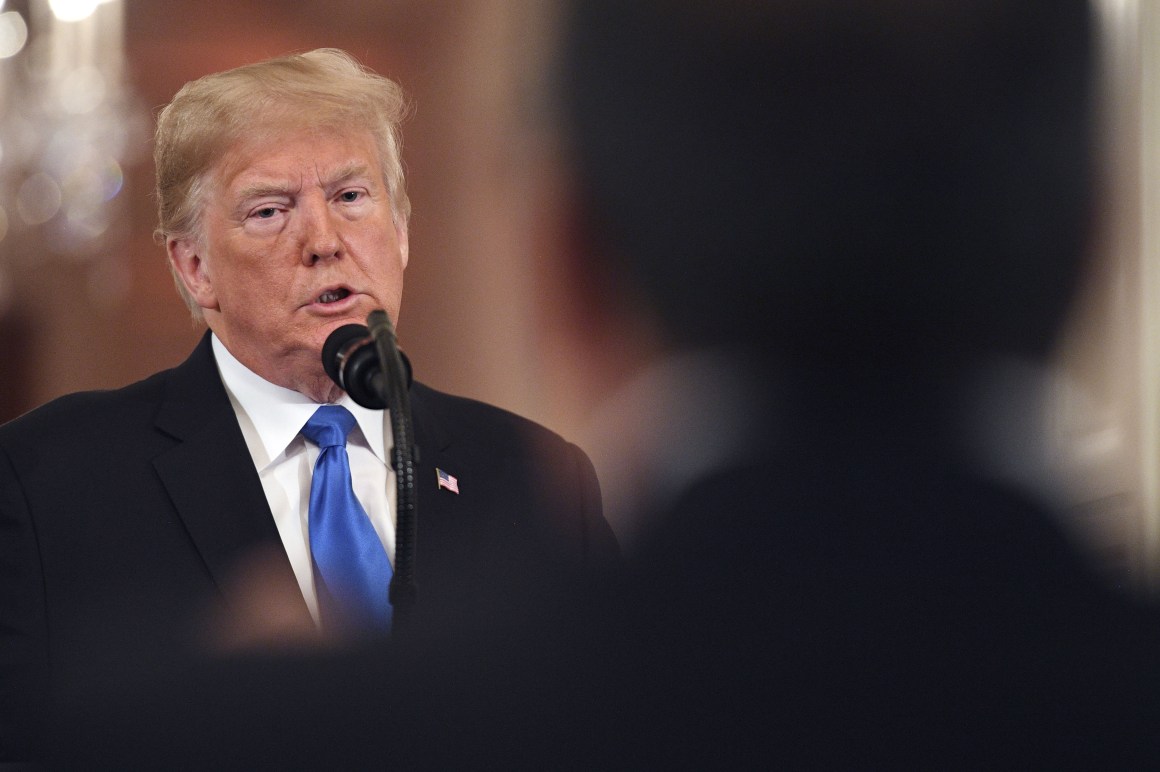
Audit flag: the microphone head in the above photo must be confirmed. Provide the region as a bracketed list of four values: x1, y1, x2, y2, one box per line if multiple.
[321, 318, 415, 410]
[322, 324, 371, 385]
[322, 323, 387, 409]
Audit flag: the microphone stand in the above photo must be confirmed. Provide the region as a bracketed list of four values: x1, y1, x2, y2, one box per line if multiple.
[367, 310, 419, 630]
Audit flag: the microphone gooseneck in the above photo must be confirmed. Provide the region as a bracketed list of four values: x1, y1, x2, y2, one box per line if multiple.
[365, 310, 419, 625]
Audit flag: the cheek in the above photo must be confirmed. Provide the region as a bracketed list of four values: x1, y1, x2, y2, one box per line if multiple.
[379, 254, 407, 293]
[351, 227, 405, 275]
[215, 259, 287, 311]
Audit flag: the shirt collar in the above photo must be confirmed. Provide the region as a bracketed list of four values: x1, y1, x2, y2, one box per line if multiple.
[211, 334, 388, 470]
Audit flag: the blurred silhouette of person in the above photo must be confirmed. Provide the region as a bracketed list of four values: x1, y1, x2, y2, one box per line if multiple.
[38, 1, 1160, 768]
[538, 0, 1160, 766]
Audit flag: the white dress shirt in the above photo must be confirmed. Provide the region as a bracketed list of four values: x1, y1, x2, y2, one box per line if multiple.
[211, 334, 395, 625]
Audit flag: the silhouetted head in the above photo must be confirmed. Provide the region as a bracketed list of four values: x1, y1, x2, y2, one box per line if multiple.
[561, 0, 1095, 377]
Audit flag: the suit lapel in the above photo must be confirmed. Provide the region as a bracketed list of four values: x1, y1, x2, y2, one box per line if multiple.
[150, 333, 301, 606]
[408, 384, 459, 576]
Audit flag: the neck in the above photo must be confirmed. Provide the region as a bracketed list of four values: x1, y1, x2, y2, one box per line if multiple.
[210, 331, 345, 404]
[294, 376, 345, 405]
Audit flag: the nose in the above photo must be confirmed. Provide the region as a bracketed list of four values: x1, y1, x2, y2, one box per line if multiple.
[300, 195, 341, 266]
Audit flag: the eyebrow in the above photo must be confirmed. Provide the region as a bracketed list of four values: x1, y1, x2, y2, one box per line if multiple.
[323, 162, 373, 189]
[233, 162, 374, 204]
[234, 181, 296, 202]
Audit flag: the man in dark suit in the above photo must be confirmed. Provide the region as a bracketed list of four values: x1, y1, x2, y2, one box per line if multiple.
[0, 48, 615, 762]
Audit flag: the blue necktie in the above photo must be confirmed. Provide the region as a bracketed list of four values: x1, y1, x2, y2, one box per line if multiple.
[303, 405, 393, 632]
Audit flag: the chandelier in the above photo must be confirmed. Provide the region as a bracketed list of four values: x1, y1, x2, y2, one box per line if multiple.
[0, 0, 144, 309]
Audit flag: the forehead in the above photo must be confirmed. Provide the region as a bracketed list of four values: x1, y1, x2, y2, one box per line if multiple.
[212, 125, 384, 197]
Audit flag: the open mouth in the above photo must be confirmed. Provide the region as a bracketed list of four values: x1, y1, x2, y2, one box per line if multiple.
[316, 288, 352, 304]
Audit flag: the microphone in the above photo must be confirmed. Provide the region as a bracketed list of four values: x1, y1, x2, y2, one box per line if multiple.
[322, 324, 387, 409]
[323, 314, 420, 627]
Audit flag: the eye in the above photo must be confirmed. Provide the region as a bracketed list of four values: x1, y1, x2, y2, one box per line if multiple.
[338, 190, 362, 203]
[252, 206, 279, 219]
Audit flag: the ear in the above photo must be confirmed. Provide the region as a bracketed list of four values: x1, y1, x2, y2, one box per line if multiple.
[167, 237, 220, 311]
[396, 218, 409, 269]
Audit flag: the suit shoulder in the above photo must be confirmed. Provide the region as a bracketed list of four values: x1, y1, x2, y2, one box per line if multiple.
[411, 381, 574, 451]
[0, 368, 173, 446]
[410, 381, 617, 564]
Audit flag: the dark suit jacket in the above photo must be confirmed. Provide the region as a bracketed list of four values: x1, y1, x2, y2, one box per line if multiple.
[0, 332, 616, 759]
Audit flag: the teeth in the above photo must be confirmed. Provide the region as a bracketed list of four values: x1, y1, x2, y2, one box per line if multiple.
[318, 289, 348, 303]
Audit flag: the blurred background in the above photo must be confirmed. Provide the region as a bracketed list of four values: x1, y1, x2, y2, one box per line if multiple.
[0, 0, 1158, 589]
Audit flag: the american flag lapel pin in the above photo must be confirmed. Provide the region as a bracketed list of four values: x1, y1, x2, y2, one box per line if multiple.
[436, 468, 460, 494]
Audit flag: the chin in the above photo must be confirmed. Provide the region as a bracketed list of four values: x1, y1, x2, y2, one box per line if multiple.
[317, 316, 363, 339]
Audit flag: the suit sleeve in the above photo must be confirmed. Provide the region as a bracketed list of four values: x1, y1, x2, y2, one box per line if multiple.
[0, 445, 49, 762]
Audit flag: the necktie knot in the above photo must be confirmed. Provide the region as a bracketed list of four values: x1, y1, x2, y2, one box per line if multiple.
[302, 405, 356, 449]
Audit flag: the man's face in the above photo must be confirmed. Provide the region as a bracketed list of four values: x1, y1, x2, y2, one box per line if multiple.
[169, 126, 408, 401]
